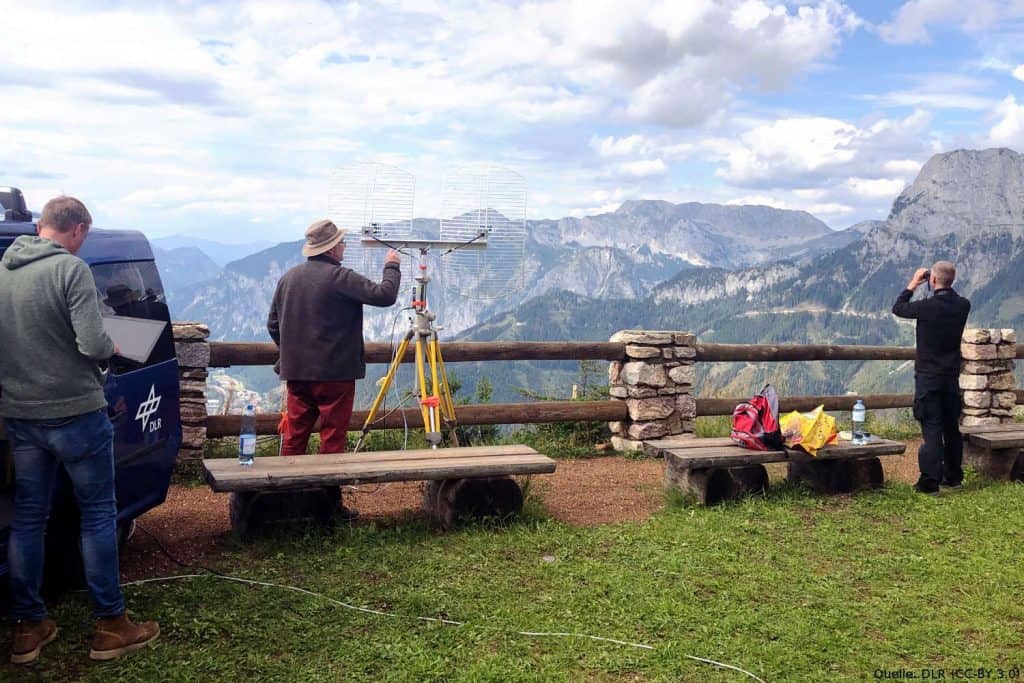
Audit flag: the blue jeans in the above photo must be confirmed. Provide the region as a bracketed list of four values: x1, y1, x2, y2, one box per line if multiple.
[6, 409, 125, 621]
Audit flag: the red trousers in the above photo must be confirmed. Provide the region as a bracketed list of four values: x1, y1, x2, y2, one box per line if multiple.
[282, 380, 355, 455]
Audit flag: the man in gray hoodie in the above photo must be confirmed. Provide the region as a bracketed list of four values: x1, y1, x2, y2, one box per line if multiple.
[0, 196, 158, 664]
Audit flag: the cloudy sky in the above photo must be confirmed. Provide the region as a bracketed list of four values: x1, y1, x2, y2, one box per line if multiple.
[3, 0, 1024, 241]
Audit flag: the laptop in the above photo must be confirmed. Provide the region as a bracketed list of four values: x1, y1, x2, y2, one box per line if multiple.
[102, 315, 168, 364]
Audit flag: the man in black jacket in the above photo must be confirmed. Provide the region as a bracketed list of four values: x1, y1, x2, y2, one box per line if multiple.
[892, 261, 971, 494]
[268, 219, 401, 456]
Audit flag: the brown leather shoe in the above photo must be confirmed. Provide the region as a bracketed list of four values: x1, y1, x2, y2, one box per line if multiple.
[10, 618, 58, 665]
[89, 614, 159, 661]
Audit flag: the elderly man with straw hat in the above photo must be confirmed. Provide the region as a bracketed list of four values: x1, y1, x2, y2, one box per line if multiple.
[268, 219, 401, 461]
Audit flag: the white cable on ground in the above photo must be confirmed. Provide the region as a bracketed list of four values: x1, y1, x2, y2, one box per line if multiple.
[119, 572, 767, 681]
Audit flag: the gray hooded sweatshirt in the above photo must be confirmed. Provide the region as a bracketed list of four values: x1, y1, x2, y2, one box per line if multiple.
[0, 235, 115, 419]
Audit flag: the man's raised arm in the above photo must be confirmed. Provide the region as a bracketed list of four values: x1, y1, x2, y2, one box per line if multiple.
[892, 267, 930, 319]
[336, 249, 402, 307]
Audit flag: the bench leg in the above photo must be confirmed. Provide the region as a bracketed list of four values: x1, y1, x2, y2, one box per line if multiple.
[423, 477, 524, 531]
[665, 466, 734, 506]
[229, 487, 342, 541]
[788, 457, 884, 494]
[729, 465, 769, 498]
[965, 444, 1020, 480]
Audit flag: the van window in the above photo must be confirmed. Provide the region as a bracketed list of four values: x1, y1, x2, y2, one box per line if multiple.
[91, 262, 175, 373]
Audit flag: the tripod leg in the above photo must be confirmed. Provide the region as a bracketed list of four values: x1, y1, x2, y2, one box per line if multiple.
[420, 336, 444, 447]
[415, 335, 432, 433]
[353, 331, 412, 453]
[431, 335, 460, 447]
[434, 339, 457, 423]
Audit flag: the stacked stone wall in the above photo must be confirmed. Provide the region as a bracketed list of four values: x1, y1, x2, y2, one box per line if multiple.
[608, 330, 695, 451]
[960, 328, 1017, 428]
[173, 322, 211, 462]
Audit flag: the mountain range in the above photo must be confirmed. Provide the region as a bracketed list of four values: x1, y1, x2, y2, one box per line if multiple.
[152, 236, 275, 267]
[163, 147, 1024, 403]
[462, 148, 1024, 399]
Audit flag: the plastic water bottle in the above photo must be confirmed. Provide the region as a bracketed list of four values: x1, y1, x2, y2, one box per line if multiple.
[239, 404, 256, 466]
[852, 399, 866, 445]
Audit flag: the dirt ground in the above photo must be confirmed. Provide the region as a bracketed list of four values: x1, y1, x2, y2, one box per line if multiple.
[120, 440, 924, 581]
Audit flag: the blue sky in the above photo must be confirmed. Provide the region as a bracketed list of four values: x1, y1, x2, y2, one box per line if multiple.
[2, 0, 1024, 242]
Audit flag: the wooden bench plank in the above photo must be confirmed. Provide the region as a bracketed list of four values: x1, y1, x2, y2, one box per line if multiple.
[208, 454, 550, 481]
[203, 446, 557, 493]
[959, 423, 1024, 435]
[648, 439, 905, 470]
[644, 436, 738, 450]
[207, 457, 556, 492]
[206, 445, 542, 471]
[965, 431, 1024, 450]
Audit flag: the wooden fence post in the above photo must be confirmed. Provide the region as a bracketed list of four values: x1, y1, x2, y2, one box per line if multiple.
[607, 330, 696, 452]
[173, 322, 211, 463]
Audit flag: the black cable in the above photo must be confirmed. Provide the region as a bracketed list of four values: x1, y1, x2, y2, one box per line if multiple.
[367, 307, 412, 430]
[136, 522, 228, 579]
[440, 231, 487, 256]
[364, 233, 413, 256]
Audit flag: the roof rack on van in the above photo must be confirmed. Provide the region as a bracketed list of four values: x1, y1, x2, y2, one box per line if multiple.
[0, 187, 33, 222]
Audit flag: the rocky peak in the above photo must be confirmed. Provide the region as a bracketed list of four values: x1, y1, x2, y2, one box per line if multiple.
[888, 148, 1024, 238]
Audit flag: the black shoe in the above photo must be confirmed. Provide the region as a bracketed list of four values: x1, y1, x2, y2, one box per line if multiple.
[940, 479, 963, 489]
[914, 482, 940, 496]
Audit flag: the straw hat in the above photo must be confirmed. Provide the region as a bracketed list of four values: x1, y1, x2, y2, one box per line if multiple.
[302, 219, 346, 257]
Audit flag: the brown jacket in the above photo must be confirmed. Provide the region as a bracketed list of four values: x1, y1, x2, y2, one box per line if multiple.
[267, 255, 401, 381]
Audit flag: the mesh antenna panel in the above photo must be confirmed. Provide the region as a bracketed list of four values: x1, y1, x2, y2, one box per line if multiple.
[327, 162, 415, 279]
[439, 164, 527, 299]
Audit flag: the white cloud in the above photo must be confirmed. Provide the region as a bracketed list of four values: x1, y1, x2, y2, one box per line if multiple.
[0, 0, 868, 237]
[878, 0, 1019, 44]
[618, 159, 669, 177]
[591, 135, 650, 158]
[846, 177, 908, 199]
[714, 110, 936, 188]
[884, 159, 924, 175]
[716, 117, 860, 185]
[1013, 65, 1024, 81]
[989, 95, 1024, 147]
[865, 73, 995, 112]
[623, 0, 860, 126]
[698, 111, 941, 227]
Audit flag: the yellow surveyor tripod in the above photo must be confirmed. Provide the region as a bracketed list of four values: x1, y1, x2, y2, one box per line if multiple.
[353, 252, 458, 453]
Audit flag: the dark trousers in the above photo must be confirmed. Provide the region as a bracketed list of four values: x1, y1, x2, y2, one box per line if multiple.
[282, 381, 356, 455]
[913, 374, 963, 487]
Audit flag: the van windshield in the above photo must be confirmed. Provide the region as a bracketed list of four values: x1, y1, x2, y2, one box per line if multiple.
[91, 262, 175, 373]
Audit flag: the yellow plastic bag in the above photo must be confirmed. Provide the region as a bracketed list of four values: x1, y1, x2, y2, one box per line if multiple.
[779, 405, 838, 456]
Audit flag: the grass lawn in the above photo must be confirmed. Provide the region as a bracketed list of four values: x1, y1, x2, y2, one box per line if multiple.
[7, 472, 1024, 682]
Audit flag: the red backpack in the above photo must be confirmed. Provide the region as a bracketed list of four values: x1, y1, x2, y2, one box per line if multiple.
[731, 384, 784, 451]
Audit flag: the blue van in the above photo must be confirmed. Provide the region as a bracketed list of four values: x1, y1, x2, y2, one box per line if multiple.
[0, 187, 181, 585]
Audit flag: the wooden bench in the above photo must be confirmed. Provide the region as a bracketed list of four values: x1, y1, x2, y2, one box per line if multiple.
[203, 444, 557, 537]
[644, 436, 906, 505]
[960, 423, 1024, 481]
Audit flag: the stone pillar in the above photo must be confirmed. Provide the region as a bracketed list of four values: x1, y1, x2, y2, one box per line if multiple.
[959, 328, 1016, 428]
[960, 328, 1021, 479]
[173, 322, 211, 463]
[607, 330, 696, 452]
